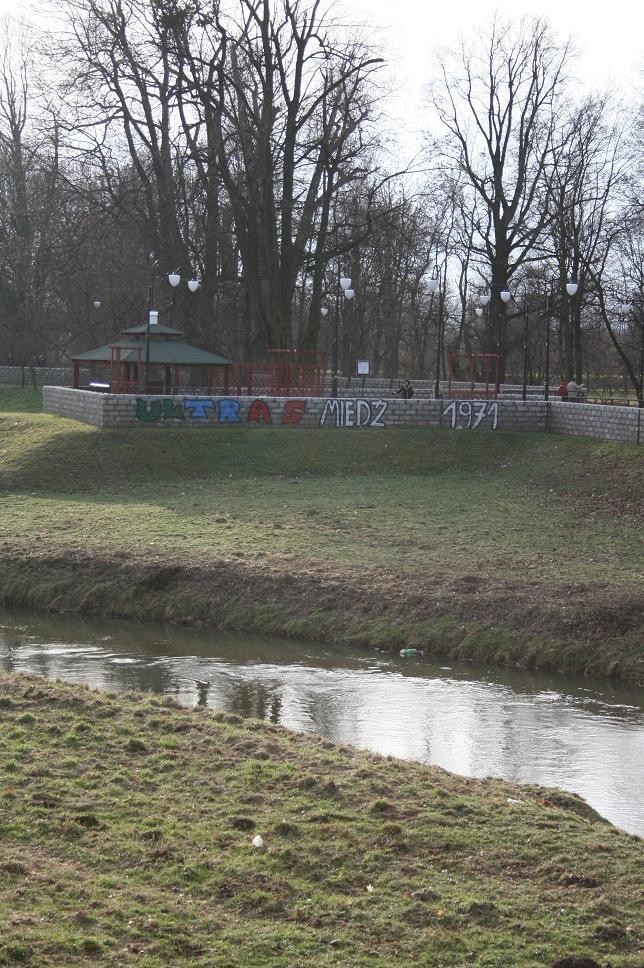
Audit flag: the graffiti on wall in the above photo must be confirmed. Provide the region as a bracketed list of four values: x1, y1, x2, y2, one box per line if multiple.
[442, 400, 498, 430]
[135, 396, 391, 427]
[319, 398, 388, 428]
[135, 397, 307, 424]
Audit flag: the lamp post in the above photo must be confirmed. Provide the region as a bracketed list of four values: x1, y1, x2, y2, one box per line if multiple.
[428, 269, 442, 398]
[475, 291, 491, 351]
[544, 279, 577, 400]
[566, 280, 579, 381]
[473, 287, 508, 390]
[331, 274, 355, 398]
[144, 260, 201, 392]
[545, 279, 554, 401]
[168, 271, 180, 327]
[618, 300, 644, 408]
[167, 271, 200, 328]
[489, 288, 512, 393]
[522, 290, 530, 401]
[145, 258, 160, 393]
[493, 285, 528, 400]
[497, 289, 512, 356]
[637, 302, 644, 407]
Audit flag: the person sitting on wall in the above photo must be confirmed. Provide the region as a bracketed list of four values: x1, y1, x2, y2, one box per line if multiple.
[557, 381, 568, 401]
[396, 379, 414, 399]
[566, 378, 579, 402]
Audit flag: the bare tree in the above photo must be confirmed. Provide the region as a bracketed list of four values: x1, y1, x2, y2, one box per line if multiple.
[431, 16, 572, 378]
[169, 0, 384, 353]
[62, 0, 191, 273]
[547, 95, 626, 381]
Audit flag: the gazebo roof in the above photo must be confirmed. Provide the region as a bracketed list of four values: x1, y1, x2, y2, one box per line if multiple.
[72, 324, 231, 367]
[120, 324, 186, 337]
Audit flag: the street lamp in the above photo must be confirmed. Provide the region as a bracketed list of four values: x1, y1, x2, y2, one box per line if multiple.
[545, 279, 577, 400]
[474, 291, 491, 352]
[618, 301, 644, 408]
[144, 260, 201, 392]
[332, 274, 355, 398]
[428, 270, 442, 398]
[167, 271, 200, 327]
[145, 258, 160, 392]
[492, 285, 529, 400]
[637, 305, 644, 409]
[522, 290, 530, 401]
[168, 271, 180, 327]
[498, 289, 511, 356]
[486, 288, 513, 394]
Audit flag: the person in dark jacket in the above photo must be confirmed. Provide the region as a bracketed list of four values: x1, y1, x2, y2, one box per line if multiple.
[396, 380, 414, 399]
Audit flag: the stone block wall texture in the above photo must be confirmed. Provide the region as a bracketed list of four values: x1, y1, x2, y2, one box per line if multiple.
[43, 386, 106, 426]
[41, 387, 642, 444]
[0, 365, 84, 386]
[547, 401, 641, 444]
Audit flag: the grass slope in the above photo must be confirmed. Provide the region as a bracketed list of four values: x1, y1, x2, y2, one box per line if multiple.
[0, 391, 642, 683]
[0, 673, 642, 967]
[0, 386, 43, 413]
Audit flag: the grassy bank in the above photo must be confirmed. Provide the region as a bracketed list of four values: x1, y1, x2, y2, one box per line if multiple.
[1, 672, 642, 966]
[0, 391, 642, 684]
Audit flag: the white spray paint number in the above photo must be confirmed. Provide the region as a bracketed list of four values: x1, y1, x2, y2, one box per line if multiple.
[442, 401, 499, 430]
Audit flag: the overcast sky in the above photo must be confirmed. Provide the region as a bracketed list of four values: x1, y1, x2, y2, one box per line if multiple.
[346, 0, 642, 156]
[3, 0, 641, 160]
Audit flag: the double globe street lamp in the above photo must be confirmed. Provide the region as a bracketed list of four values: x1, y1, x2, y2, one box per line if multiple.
[428, 268, 451, 399]
[472, 288, 511, 395]
[617, 300, 644, 408]
[477, 281, 577, 401]
[167, 271, 200, 328]
[545, 280, 578, 401]
[474, 289, 511, 352]
[474, 291, 492, 350]
[328, 274, 355, 398]
[145, 263, 201, 392]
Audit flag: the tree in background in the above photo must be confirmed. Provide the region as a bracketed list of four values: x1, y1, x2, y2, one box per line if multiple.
[0, 4, 639, 395]
[431, 17, 572, 379]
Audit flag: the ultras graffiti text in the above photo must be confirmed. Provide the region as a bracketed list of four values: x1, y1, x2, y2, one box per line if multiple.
[135, 397, 307, 424]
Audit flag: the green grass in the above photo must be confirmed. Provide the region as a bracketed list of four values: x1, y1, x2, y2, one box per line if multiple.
[0, 386, 43, 413]
[0, 673, 642, 966]
[0, 413, 642, 682]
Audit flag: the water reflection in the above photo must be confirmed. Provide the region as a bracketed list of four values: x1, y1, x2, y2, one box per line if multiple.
[1, 608, 642, 836]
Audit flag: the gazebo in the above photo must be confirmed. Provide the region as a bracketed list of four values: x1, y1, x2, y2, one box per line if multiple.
[71, 324, 232, 395]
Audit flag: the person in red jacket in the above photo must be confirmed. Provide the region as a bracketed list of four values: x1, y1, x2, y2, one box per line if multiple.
[557, 381, 568, 401]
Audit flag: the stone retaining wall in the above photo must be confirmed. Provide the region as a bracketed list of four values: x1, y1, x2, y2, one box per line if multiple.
[42, 387, 641, 444]
[43, 386, 106, 426]
[42, 387, 542, 433]
[0, 365, 78, 386]
[547, 400, 642, 444]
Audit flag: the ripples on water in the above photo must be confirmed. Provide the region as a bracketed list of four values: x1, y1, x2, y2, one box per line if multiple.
[1, 609, 642, 836]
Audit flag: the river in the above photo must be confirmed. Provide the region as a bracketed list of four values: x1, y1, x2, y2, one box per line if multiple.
[1, 607, 642, 837]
